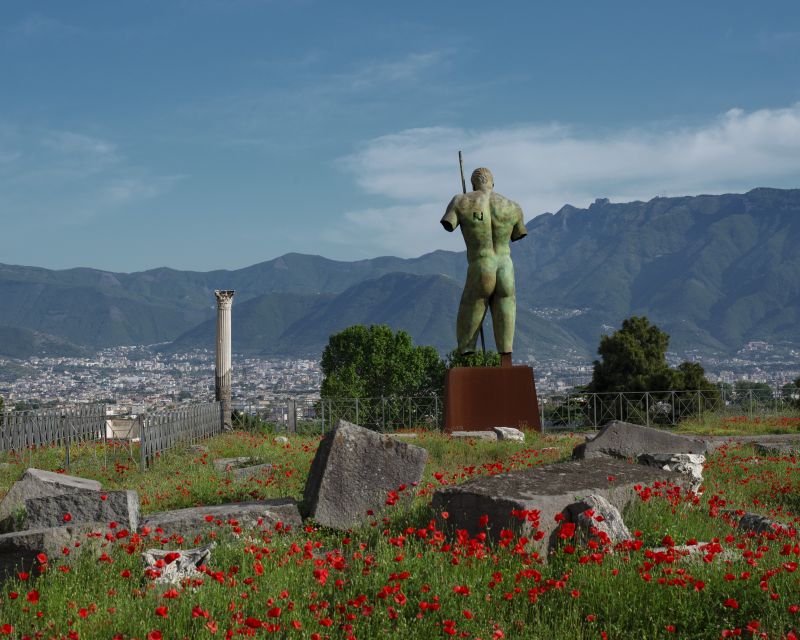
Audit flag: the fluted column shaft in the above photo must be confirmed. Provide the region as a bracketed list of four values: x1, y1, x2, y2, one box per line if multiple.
[214, 290, 234, 428]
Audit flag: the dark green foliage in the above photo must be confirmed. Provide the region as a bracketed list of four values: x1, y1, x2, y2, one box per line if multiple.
[588, 316, 718, 423]
[321, 325, 445, 400]
[589, 316, 676, 392]
[445, 349, 501, 368]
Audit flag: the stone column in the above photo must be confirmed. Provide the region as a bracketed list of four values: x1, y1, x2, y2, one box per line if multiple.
[214, 290, 235, 429]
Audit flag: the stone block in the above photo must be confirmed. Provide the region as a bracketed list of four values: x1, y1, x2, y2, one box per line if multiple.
[213, 458, 273, 480]
[303, 420, 428, 530]
[565, 494, 630, 545]
[432, 458, 687, 556]
[0, 468, 102, 532]
[493, 427, 525, 442]
[0, 525, 97, 579]
[573, 421, 708, 460]
[755, 442, 800, 456]
[729, 511, 788, 535]
[273, 436, 289, 445]
[140, 499, 301, 543]
[451, 431, 498, 441]
[25, 490, 139, 531]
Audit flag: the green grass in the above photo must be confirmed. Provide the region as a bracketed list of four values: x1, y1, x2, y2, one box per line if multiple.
[674, 413, 800, 436]
[0, 429, 799, 639]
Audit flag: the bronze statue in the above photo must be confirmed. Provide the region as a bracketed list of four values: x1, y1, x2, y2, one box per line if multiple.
[441, 167, 527, 357]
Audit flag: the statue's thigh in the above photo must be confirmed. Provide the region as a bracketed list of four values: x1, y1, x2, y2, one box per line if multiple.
[494, 262, 516, 298]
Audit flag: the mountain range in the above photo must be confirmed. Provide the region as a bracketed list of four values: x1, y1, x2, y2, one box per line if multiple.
[1, 187, 798, 360]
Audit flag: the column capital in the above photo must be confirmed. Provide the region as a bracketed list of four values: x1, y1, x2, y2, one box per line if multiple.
[214, 290, 235, 308]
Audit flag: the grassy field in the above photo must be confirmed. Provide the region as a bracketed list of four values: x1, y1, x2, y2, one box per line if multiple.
[0, 428, 798, 639]
[673, 414, 800, 436]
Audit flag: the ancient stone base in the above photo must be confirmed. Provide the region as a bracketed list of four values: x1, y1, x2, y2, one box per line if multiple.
[140, 499, 301, 543]
[213, 458, 273, 480]
[432, 458, 687, 555]
[25, 490, 140, 532]
[0, 468, 102, 532]
[572, 421, 708, 460]
[451, 431, 497, 441]
[443, 366, 541, 432]
[303, 420, 428, 530]
[0, 525, 98, 579]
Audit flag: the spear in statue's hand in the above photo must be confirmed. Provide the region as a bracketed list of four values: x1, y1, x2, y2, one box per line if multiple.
[458, 151, 487, 355]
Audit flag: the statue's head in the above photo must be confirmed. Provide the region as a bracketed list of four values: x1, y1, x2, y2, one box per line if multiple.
[470, 167, 494, 191]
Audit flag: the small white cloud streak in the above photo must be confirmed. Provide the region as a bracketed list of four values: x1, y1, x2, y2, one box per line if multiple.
[331, 104, 800, 257]
[0, 125, 178, 226]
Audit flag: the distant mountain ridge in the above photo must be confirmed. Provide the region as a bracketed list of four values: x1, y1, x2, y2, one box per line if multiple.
[1, 187, 799, 359]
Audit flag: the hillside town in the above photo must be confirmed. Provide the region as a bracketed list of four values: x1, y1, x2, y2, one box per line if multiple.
[1, 342, 797, 414]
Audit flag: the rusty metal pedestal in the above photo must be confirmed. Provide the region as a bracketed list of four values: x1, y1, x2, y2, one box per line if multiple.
[443, 364, 541, 433]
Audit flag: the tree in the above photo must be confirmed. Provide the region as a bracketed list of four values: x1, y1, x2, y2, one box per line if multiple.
[0, 396, 4, 413]
[320, 325, 446, 431]
[588, 316, 718, 423]
[588, 316, 677, 393]
[445, 349, 500, 369]
[321, 325, 444, 399]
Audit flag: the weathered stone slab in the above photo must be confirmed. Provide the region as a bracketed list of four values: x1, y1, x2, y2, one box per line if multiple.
[142, 544, 214, 584]
[0, 525, 96, 579]
[303, 420, 428, 530]
[573, 421, 708, 460]
[451, 431, 498, 441]
[565, 494, 630, 545]
[25, 490, 139, 531]
[213, 458, 273, 480]
[493, 427, 525, 442]
[432, 458, 687, 555]
[273, 436, 289, 445]
[0, 468, 102, 532]
[140, 499, 301, 542]
[727, 510, 789, 533]
[754, 442, 800, 456]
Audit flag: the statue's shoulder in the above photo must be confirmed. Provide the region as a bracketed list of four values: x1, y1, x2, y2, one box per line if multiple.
[490, 192, 520, 211]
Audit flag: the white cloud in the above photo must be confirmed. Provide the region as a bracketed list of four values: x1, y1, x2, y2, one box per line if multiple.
[332, 104, 800, 257]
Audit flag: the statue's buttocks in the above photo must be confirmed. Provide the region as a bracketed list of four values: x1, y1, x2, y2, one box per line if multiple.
[441, 168, 527, 355]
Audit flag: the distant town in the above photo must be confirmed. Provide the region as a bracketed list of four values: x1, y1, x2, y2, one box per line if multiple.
[1, 341, 798, 414]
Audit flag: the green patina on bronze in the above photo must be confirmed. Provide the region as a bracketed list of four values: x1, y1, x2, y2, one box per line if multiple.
[441, 167, 527, 355]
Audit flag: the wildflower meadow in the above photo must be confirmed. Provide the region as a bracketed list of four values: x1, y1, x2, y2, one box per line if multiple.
[0, 425, 798, 640]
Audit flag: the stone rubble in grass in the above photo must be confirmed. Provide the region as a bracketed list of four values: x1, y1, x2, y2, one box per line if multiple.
[450, 431, 498, 441]
[212, 457, 273, 480]
[638, 453, 705, 491]
[0, 524, 101, 579]
[566, 494, 630, 546]
[140, 499, 302, 543]
[754, 442, 800, 457]
[492, 427, 525, 442]
[142, 544, 214, 585]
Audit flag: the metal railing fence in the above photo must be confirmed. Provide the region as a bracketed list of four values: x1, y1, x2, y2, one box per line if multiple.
[0, 404, 106, 453]
[238, 386, 799, 433]
[139, 401, 222, 468]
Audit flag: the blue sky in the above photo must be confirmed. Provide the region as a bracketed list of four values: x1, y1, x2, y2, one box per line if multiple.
[2, 1, 800, 272]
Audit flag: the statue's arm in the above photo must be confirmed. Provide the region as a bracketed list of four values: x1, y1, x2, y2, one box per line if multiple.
[441, 196, 459, 232]
[511, 204, 527, 242]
